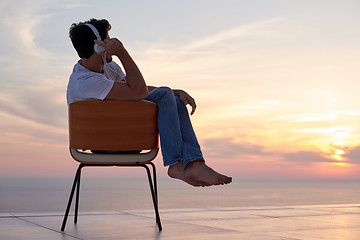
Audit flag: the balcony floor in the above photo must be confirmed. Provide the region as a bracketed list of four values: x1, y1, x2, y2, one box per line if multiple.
[1, 204, 359, 240]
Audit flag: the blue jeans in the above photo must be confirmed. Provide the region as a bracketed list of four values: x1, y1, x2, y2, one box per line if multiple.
[144, 87, 204, 168]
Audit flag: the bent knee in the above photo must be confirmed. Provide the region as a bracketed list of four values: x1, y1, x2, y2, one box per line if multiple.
[157, 86, 172, 93]
[175, 95, 184, 106]
[156, 86, 174, 97]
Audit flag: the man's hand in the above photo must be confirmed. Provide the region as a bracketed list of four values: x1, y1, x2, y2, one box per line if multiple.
[174, 89, 197, 115]
[95, 38, 126, 57]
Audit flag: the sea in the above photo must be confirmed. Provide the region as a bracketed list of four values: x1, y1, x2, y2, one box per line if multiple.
[1, 177, 359, 213]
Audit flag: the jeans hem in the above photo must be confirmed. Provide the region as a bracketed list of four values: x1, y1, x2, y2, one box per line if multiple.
[183, 157, 205, 168]
[163, 158, 182, 167]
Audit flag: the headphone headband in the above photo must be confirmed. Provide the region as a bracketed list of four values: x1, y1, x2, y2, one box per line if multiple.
[85, 23, 101, 41]
[84, 23, 105, 52]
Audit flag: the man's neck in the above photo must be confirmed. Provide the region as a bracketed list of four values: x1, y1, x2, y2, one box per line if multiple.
[81, 54, 104, 73]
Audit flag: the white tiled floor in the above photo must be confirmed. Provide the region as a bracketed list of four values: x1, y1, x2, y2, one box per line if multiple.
[1, 204, 359, 240]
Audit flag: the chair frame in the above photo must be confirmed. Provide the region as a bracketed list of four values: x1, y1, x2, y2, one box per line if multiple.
[61, 161, 162, 231]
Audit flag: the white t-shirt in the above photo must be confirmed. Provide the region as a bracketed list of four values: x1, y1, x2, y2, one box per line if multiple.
[66, 61, 126, 105]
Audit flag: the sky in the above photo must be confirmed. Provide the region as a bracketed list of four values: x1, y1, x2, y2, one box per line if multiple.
[0, 0, 359, 179]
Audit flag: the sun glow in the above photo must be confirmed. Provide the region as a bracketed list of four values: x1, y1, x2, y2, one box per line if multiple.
[335, 149, 345, 155]
[328, 131, 354, 163]
[332, 162, 349, 167]
[332, 154, 343, 161]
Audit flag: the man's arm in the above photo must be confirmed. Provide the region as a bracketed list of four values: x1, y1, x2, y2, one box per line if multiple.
[95, 38, 149, 100]
[146, 85, 197, 115]
[173, 89, 197, 115]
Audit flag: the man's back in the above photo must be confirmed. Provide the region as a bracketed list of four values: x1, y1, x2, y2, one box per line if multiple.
[67, 61, 125, 105]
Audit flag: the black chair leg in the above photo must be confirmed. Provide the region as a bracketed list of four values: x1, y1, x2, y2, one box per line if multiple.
[148, 162, 158, 203]
[74, 165, 82, 223]
[143, 164, 162, 231]
[61, 163, 162, 232]
[61, 164, 82, 231]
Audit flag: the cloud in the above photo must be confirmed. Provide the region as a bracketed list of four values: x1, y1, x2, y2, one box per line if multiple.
[202, 137, 273, 159]
[0, 1, 75, 129]
[201, 135, 359, 167]
[137, 16, 290, 85]
[0, 84, 67, 129]
[202, 137, 356, 167]
[277, 113, 339, 122]
[281, 151, 336, 165]
[344, 146, 360, 164]
[281, 149, 360, 166]
[182, 17, 287, 51]
[56, 0, 88, 9]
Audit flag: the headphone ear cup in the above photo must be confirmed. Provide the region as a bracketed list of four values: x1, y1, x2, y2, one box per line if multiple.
[94, 42, 105, 52]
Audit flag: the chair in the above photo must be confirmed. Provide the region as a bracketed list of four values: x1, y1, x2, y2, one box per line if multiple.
[61, 100, 162, 231]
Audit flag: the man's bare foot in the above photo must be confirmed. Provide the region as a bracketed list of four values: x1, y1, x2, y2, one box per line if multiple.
[185, 160, 232, 186]
[168, 160, 232, 187]
[168, 161, 208, 187]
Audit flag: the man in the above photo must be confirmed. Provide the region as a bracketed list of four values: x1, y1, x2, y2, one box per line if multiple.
[67, 18, 232, 187]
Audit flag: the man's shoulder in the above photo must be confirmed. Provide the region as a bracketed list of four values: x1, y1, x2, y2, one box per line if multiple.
[70, 62, 100, 80]
[72, 61, 86, 74]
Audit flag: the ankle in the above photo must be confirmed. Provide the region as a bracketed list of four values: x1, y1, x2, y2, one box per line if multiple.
[185, 159, 205, 170]
[168, 161, 183, 175]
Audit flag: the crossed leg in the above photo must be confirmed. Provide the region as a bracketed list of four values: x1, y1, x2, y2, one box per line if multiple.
[145, 87, 232, 187]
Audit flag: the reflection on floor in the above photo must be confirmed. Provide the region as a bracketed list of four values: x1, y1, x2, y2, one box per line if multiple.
[1, 204, 359, 240]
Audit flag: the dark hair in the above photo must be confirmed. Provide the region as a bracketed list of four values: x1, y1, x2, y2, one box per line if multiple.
[69, 18, 111, 58]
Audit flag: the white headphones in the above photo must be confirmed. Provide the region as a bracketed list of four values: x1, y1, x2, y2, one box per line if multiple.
[85, 23, 106, 52]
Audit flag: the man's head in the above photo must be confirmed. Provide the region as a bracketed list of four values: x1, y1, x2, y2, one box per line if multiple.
[69, 18, 111, 59]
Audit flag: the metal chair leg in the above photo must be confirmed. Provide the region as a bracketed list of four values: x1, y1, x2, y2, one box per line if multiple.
[143, 164, 162, 231]
[148, 162, 158, 203]
[74, 165, 82, 223]
[61, 164, 82, 231]
[61, 163, 162, 232]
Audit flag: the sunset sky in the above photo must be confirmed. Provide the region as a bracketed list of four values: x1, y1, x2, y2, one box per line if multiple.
[0, 0, 359, 179]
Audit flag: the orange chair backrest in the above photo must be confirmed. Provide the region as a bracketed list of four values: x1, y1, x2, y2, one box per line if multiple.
[69, 100, 158, 151]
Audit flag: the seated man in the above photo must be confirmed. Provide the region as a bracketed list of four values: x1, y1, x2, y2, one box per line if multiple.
[67, 18, 232, 187]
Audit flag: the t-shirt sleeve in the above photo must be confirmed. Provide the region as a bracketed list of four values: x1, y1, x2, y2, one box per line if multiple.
[109, 61, 126, 81]
[79, 75, 114, 100]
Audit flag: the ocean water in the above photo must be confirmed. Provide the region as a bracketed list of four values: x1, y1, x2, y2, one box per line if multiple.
[0, 177, 359, 213]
